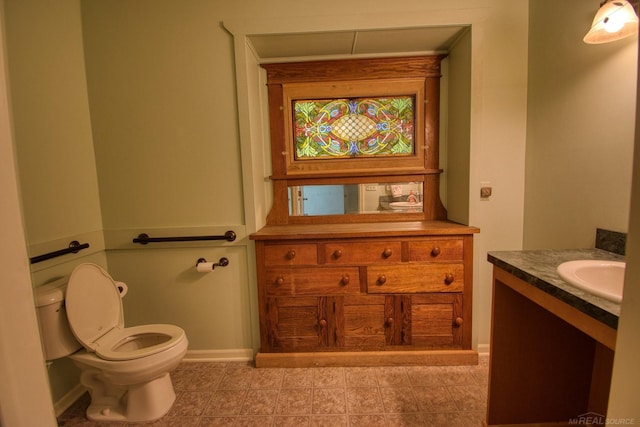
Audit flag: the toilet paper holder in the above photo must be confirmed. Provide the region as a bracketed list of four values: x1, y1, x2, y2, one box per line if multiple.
[196, 257, 229, 271]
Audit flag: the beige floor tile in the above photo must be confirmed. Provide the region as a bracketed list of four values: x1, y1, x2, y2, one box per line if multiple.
[251, 368, 284, 389]
[344, 366, 379, 387]
[375, 366, 411, 387]
[218, 366, 254, 390]
[348, 414, 387, 426]
[202, 389, 247, 416]
[240, 389, 279, 415]
[447, 384, 488, 411]
[346, 387, 383, 414]
[168, 391, 212, 416]
[413, 385, 458, 412]
[313, 367, 345, 388]
[273, 415, 310, 426]
[172, 366, 224, 391]
[312, 387, 347, 414]
[59, 357, 490, 426]
[282, 368, 314, 388]
[276, 388, 312, 414]
[309, 414, 348, 426]
[386, 412, 427, 426]
[235, 415, 274, 426]
[198, 416, 237, 427]
[144, 416, 201, 427]
[379, 386, 420, 413]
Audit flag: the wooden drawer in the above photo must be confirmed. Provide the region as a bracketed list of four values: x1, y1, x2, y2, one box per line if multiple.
[408, 238, 463, 262]
[367, 263, 464, 293]
[323, 241, 402, 264]
[265, 267, 361, 296]
[264, 243, 317, 266]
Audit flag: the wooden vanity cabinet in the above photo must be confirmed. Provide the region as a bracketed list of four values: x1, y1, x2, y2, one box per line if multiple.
[251, 55, 479, 367]
[251, 223, 478, 367]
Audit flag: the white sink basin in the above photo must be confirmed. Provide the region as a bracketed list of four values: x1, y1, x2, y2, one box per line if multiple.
[389, 201, 423, 210]
[557, 260, 625, 303]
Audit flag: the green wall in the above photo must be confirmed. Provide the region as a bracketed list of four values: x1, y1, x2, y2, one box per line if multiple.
[8, 0, 636, 413]
[524, 0, 637, 249]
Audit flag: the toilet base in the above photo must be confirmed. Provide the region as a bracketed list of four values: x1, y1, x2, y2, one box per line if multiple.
[81, 369, 176, 422]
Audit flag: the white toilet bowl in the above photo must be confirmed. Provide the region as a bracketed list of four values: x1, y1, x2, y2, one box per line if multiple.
[69, 327, 187, 421]
[36, 263, 188, 422]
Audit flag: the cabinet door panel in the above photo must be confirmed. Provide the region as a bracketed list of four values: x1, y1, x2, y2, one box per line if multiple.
[367, 263, 464, 293]
[266, 296, 328, 350]
[333, 295, 387, 349]
[410, 294, 464, 348]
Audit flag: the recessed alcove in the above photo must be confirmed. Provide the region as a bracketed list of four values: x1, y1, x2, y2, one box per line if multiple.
[227, 24, 473, 227]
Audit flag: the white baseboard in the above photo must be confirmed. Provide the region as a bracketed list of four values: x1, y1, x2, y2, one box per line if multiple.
[54, 383, 86, 417]
[477, 343, 490, 356]
[184, 348, 254, 362]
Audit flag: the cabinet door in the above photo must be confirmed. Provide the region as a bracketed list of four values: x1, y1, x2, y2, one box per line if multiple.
[265, 296, 329, 351]
[332, 295, 388, 350]
[408, 294, 464, 348]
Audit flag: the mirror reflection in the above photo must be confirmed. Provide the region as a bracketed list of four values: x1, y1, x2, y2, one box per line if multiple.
[288, 182, 423, 216]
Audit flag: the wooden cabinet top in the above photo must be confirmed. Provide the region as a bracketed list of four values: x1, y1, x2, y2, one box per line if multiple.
[250, 220, 479, 241]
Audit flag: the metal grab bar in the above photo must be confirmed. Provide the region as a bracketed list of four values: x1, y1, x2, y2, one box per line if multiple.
[29, 241, 90, 264]
[132, 230, 236, 245]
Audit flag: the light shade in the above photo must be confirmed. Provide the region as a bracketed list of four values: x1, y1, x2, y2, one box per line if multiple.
[584, 0, 639, 44]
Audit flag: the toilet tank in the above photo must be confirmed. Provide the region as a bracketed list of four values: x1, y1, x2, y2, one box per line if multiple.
[35, 278, 82, 360]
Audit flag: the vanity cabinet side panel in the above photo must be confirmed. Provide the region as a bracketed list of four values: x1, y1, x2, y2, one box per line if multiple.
[462, 234, 474, 348]
[255, 241, 270, 352]
[487, 272, 595, 425]
[266, 83, 286, 179]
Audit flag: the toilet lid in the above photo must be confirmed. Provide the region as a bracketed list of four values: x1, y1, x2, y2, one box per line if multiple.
[65, 263, 124, 352]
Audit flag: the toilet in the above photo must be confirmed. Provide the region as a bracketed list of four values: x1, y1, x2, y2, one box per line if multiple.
[35, 263, 188, 422]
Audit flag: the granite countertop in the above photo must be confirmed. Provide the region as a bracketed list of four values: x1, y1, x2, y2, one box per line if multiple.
[487, 249, 624, 329]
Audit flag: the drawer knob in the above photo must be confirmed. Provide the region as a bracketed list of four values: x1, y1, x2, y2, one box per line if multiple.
[444, 273, 455, 285]
[431, 247, 441, 257]
[454, 317, 464, 327]
[275, 277, 285, 286]
[333, 249, 343, 259]
[286, 250, 296, 260]
[341, 274, 350, 286]
[319, 319, 327, 327]
[387, 317, 394, 326]
[382, 248, 393, 258]
[377, 275, 387, 285]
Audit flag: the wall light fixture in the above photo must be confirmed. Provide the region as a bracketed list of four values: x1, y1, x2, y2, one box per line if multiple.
[584, 0, 639, 44]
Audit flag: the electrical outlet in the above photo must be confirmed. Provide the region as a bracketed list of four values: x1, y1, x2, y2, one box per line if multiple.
[480, 182, 492, 199]
[365, 185, 377, 191]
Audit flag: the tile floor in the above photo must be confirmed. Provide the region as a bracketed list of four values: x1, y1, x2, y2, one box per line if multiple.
[58, 355, 488, 427]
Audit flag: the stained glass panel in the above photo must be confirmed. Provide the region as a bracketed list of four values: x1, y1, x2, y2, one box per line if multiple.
[293, 96, 415, 159]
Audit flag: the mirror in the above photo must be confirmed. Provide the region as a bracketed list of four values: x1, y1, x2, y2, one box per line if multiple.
[288, 182, 423, 216]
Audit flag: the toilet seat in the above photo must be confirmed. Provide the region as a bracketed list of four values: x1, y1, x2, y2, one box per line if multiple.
[66, 263, 186, 361]
[93, 324, 186, 361]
